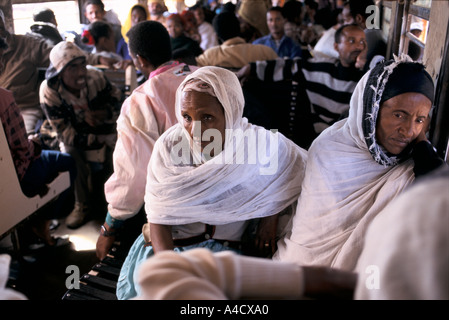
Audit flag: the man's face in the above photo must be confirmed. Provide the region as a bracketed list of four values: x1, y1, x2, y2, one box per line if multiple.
[267, 10, 285, 39]
[84, 4, 105, 23]
[149, 2, 165, 16]
[342, 5, 354, 25]
[60, 57, 87, 93]
[334, 26, 366, 67]
[376, 92, 432, 155]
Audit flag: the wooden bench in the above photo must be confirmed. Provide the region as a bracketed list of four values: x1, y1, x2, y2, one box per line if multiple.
[62, 242, 126, 300]
[0, 121, 70, 237]
[94, 65, 138, 100]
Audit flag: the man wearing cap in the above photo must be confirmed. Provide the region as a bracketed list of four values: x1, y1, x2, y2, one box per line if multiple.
[39, 41, 122, 229]
[237, 0, 270, 43]
[0, 9, 121, 136]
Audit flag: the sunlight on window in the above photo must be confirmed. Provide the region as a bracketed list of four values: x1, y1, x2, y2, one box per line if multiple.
[13, 1, 79, 35]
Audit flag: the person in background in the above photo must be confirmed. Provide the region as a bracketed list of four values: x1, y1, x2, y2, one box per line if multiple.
[238, 23, 366, 149]
[237, 0, 270, 43]
[341, 0, 386, 71]
[180, 10, 202, 44]
[73, 0, 123, 55]
[28, 8, 63, 46]
[148, 0, 168, 27]
[0, 37, 76, 247]
[39, 41, 122, 229]
[166, 13, 203, 58]
[0, 9, 52, 135]
[195, 11, 278, 68]
[253, 6, 302, 59]
[189, 2, 219, 51]
[120, 3, 150, 83]
[282, 0, 304, 47]
[82, 20, 132, 67]
[0, 9, 121, 136]
[121, 3, 149, 46]
[96, 21, 198, 261]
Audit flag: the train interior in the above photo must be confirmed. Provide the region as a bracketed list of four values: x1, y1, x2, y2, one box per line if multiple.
[0, 0, 448, 301]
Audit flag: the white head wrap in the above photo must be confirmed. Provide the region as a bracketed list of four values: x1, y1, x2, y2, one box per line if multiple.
[144, 66, 307, 225]
[275, 55, 418, 271]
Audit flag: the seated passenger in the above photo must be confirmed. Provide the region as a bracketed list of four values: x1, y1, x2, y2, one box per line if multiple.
[134, 165, 448, 300]
[82, 20, 127, 63]
[96, 21, 198, 261]
[0, 36, 76, 246]
[189, 2, 219, 51]
[120, 3, 149, 45]
[237, 0, 270, 43]
[65, 0, 122, 54]
[252, 6, 302, 59]
[180, 10, 202, 44]
[147, 0, 168, 27]
[239, 23, 366, 149]
[116, 66, 308, 300]
[166, 13, 203, 58]
[195, 11, 278, 68]
[39, 41, 122, 229]
[28, 8, 63, 46]
[275, 55, 444, 272]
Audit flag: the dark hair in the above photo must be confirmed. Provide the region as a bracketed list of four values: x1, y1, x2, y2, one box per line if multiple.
[127, 20, 172, 68]
[345, 0, 374, 20]
[33, 8, 56, 23]
[282, 0, 303, 23]
[83, 20, 112, 44]
[212, 11, 240, 42]
[334, 23, 364, 43]
[268, 6, 284, 18]
[172, 48, 197, 66]
[84, 0, 105, 12]
[131, 4, 147, 20]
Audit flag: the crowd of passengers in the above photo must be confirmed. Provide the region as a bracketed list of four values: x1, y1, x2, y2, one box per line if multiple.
[0, 0, 447, 300]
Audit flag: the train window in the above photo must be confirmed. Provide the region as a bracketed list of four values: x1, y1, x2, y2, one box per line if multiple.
[12, 1, 79, 35]
[381, 5, 391, 43]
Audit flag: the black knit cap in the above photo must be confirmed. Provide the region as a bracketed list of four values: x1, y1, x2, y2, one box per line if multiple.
[380, 62, 435, 105]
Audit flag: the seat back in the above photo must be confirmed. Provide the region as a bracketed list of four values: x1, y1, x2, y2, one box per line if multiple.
[0, 121, 70, 236]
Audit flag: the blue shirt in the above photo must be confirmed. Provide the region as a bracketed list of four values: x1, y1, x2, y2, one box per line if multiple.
[253, 35, 302, 59]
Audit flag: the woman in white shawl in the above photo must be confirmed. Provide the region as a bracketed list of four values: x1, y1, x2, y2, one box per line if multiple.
[116, 66, 308, 300]
[274, 55, 443, 271]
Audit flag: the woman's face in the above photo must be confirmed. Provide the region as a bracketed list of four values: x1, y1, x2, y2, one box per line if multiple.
[376, 92, 432, 155]
[131, 7, 147, 27]
[60, 57, 87, 94]
[166, 19, 183, 38]
[181, 90, 226, 154]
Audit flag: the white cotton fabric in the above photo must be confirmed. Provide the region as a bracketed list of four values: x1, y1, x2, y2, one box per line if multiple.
[274, 59, 416, 271]
[144, 66, 307, 225]
[355, 167, 449, 300]
[0, 254, 27, 300]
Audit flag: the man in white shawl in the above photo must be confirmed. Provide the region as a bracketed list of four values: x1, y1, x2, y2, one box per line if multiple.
[116, 66, 308, 300]
[274, 55, 443, 271]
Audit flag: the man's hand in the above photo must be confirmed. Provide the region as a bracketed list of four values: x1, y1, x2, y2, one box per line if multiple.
[96, 224, 117, 260]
